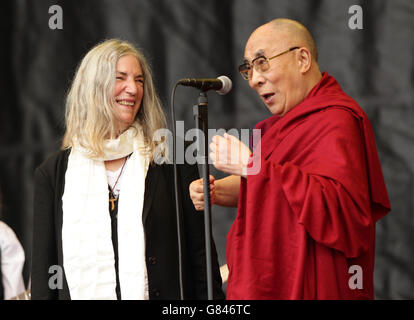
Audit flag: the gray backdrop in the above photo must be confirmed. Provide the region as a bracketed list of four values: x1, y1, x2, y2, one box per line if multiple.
[0, 0, 413, 299]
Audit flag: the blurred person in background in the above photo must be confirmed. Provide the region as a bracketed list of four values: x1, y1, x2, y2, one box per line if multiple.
[0, 187, 26, 300]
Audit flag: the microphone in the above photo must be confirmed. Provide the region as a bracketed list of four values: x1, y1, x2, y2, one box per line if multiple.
[178, 75, 232, 95]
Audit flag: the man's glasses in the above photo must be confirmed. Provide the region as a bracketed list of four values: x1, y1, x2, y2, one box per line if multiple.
[238, 47, 300, 80]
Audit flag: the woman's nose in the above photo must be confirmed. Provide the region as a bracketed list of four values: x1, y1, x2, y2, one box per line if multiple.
[125, 78, 138, 95]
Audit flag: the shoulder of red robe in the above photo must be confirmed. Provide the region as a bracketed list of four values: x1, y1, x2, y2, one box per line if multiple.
[253, 72, 391, 222]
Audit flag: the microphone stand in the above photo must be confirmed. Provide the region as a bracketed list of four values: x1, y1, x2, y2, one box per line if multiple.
[193, 91, 214, 300]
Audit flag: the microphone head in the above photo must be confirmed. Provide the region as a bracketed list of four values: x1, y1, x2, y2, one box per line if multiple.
[216, 75, 232, 95]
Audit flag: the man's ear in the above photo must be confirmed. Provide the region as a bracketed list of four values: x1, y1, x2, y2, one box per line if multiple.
[297, 47, 312, 73]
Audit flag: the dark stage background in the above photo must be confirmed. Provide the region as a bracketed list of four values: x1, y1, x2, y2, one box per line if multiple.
[0, 0, 413, 299]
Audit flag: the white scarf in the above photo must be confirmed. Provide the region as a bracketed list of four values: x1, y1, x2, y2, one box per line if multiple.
[62, 126, 150, 300]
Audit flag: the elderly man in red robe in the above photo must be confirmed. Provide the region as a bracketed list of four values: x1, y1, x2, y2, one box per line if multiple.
[189, 18, 390, 299]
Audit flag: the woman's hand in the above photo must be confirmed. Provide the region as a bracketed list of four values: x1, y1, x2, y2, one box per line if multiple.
[189, 175, 216, 211]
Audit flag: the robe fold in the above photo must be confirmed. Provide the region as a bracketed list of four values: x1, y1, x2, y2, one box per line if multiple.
[226, 72, 390, 300]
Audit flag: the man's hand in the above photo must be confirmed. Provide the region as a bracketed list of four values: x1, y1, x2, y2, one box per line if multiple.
[209, 133, 252, 177]
[189, 175, 215, 211]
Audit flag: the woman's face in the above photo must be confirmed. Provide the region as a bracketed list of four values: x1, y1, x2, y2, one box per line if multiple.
[113, 54, 144, 133]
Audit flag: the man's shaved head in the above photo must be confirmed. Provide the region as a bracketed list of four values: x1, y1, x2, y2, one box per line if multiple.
[252, 18, 318, 62]
[270, 19, 318, 62]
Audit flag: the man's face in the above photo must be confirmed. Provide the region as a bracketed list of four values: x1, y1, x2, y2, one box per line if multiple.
[244, 25, 301, 116]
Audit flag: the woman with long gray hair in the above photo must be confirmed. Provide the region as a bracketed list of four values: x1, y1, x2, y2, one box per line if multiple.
[31, 39, 224, 300]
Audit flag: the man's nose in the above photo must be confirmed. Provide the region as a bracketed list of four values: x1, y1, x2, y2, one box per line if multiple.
[249, 68, 265, 89]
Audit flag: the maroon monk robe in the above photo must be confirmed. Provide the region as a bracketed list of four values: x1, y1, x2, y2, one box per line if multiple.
[226, 72, 390, 300]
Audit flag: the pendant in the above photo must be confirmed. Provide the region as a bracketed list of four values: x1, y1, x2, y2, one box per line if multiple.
[109, 197, 117, 211]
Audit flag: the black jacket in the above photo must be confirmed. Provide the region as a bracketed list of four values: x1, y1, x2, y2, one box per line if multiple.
[31, 149, 224, 300]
